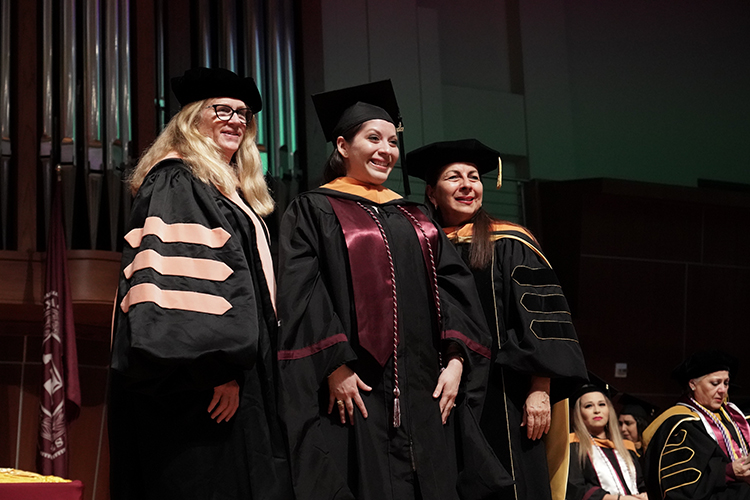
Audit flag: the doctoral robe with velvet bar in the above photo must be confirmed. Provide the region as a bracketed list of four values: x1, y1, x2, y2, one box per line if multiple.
[644, 403, 750, 500]
[277, 181, 507, 500]
[445, 222, 588, 500]
[109, 159, 292, 500]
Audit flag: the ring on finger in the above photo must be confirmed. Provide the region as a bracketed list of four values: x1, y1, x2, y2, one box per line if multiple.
[336, 399, 345, 409]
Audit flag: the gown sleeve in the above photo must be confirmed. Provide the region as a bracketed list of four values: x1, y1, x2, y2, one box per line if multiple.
[491, 234, 588, 400]
[645, 415, 750, 500]
[276, 194, 358, 498]
[433, 223, 493, 411]
[111, 161, 260, 394]
[632, 449, 647, 494]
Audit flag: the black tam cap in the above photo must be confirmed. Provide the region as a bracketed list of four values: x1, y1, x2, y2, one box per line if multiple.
[617, 393, 659, 420]
[406, 139, 502, 188]
[171, 67, 263, 113]
[312, 80, 400, 143]
[672, 350, 738, 387]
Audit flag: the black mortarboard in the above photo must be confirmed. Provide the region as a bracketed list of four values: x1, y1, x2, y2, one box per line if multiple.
[570, 372, 618, 406]
[406, 139, 503, 188]
[671, 350, 738, 387]
[617, 393, 659, 420]
[311, 80, 400, 143]
[171, 67, 263, 112]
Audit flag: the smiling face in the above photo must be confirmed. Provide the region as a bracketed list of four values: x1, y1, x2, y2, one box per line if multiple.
[618, 414, 639, 443]
[337, 119, 399, 186]
[690, 370, 730, 411]
[579, 391, 610, 438]
[426, 162, 484, 227]
[197, 97, 248, 162]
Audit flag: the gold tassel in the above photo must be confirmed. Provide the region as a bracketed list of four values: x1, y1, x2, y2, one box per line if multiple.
[496, 157, 502, 189]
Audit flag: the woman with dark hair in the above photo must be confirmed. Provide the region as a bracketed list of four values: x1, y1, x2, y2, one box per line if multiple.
[276, 82, 507, 500]
[617, 395, 655, 460]
[643, 351, 750, 500]
[568, 385, 648, 500]
[407, 139, 588, 500]
[109, 67, 292, 500]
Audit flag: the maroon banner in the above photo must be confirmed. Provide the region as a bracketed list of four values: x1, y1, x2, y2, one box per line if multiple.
[37, 178, 81, 478]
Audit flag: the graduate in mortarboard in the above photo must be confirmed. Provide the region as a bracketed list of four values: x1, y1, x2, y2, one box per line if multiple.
[643, 350, 750, 500]
[567, 382, 648, 500]
[616, 393, 658, 461]
[109, 67, 293, 500]
[407, 139, 588, 500]
[276, 82, 510, 500]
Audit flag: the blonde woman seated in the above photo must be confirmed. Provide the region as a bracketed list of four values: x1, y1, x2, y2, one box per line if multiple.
[568, 384, 648, 500]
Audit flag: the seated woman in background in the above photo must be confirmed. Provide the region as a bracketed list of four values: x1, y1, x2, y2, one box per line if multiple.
[643, 351, 750, 500]
[568, 384, 648, 500]
[617, 393, 656, 461]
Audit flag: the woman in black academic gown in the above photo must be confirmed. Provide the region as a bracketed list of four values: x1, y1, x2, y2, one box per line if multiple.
[109, 68, 292, 500]
[568, 385, 647, 500]
[408, 139, 588, 500]
[276, 82, 508, 500]
[643, 351, 750, 500]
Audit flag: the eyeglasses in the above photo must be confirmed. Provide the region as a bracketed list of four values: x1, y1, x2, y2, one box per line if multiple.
[206, 104, 252, 124]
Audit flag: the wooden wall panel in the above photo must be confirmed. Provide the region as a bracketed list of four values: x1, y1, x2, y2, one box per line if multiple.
[94, 420, 111, 500]
[580, 194, 703, 262]
[686, 265, 750, 359]
[576, 257, 687, 396]
[16, 356, 41, 472]
[0, 363, 22, 467]
[68, 366, 109, 497]
[1, 332, 110, 500]
[703, 205, 750, 267]
[532, 178, 750, 412]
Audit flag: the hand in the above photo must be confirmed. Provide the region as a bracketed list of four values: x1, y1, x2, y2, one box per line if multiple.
[433, 357, 463, 424]
[208, 380, 240, 423]
[633, 493, 649, 499]
[733, 456, 750, 482]
[521, 376, 551, 440]
[327, 365, 372, 425]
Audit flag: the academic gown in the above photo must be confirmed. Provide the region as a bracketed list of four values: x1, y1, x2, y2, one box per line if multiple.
[643, 403, 750, 500]
[277, 178, 509, 500]
[444, 222, 588, 500]
[109, 159, 293, 500]
[567, 438, 645, 500]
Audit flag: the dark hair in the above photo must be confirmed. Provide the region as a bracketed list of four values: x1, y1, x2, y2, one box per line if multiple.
[426, 174, 496, 270]
[322, 123, 363, 183]
[620, 412, 650, 444]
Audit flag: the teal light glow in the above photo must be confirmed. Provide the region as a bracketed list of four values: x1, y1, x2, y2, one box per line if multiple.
[260, 150, 269, 175]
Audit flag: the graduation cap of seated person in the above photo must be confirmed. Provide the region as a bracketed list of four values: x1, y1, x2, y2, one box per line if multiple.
[311, 80, 410, 192]
[570, 371, 619, 407]
[616, 393, 660, 421]
[406, 138, 503, 189]
[171, 67, 263, 112]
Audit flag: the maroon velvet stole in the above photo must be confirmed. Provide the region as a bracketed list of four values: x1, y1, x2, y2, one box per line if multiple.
[326, 197, 439, 367]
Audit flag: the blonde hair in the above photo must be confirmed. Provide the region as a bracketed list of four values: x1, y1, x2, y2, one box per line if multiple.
[571, 391, 636, 472]
[129, 99, 274, 216]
